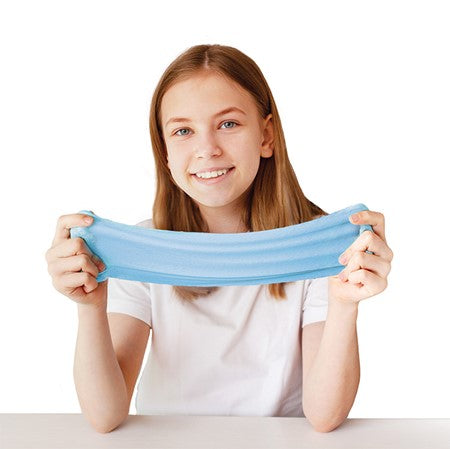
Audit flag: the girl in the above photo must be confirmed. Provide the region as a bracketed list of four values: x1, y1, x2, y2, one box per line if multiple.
[45, 44, 393, 433]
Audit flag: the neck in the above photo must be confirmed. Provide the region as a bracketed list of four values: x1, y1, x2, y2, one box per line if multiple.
[199, 206, 248, 234]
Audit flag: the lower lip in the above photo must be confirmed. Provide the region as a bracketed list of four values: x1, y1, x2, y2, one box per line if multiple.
[191, 167, 235, 185]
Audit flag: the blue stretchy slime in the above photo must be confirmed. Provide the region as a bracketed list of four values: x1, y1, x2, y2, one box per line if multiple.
[69, 203, 373, 287]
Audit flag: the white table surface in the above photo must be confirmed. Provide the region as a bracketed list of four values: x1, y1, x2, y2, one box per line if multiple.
[1, 414, 449, 449]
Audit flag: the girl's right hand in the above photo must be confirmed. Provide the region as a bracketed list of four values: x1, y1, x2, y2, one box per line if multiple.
[45, 213, 108, 308]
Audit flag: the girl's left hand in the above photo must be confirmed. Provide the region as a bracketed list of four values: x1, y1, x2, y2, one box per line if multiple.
[328, 210, 394, 305]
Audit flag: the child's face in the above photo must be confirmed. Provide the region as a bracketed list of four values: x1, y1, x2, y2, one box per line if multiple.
[160, 71, 273, 214]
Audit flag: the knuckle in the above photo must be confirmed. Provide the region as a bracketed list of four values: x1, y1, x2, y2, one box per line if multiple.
[47, 260, 55, 275]
[389, 248, 394, 261]
[52, 277, 61, 292]
[386, 263, 392, 276]
[80, 254, 92, 267]
[73, 237, 85, 252]
[77, 254, 97, 276]
[360, 210, 368, 220]
[57, 214, 69, 225]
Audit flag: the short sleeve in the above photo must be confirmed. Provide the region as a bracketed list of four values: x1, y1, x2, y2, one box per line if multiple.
[301, 276, 329, 328]
[106, 277, 152, 327]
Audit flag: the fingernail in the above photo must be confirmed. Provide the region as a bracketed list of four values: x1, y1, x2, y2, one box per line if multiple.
[338, 271, 347, 281]
[339, 254, 347, 264]
[84, 216, 93, 224]
[350, 214, 359, 223]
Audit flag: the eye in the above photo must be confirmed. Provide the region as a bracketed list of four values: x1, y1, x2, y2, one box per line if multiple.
[221, 121, 238, 129]
[173, 121, 238, 137]
[174, 128, 190, 136]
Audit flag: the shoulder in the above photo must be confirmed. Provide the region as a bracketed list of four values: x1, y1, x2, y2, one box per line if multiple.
[135, 218, 154, 229]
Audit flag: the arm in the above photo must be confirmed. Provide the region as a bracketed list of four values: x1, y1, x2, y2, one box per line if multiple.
[301, 210, 392, 432]
[301, 297, 360, 433]
[74, 303, 150, 433]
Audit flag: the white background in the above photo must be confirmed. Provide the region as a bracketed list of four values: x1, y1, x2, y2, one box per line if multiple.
[1, 0, 449, 417]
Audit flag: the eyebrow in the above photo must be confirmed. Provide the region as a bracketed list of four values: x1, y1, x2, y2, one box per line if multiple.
[165, 106, 246, 128]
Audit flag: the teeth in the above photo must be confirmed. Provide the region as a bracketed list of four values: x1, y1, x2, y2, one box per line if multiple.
[196, 168, 230, 179]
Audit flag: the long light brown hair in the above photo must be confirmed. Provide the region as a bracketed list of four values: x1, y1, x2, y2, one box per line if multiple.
[149, 44, 328, 301]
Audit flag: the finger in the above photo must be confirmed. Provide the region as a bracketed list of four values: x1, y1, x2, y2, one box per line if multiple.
[346, 269, 388, 298]
[339, 230, 393, 264]
[54, 271, 99, 295]
[350, 210, 387, 243]
[46, 235, 106, 273]
[48, 233, 95, 260]
[339, 251, 391, 282]
[51, 213, 95, 248]
[48, 252, 101, 279]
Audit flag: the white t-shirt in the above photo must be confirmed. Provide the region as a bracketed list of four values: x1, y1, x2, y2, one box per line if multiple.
[106, 218, 329, 417]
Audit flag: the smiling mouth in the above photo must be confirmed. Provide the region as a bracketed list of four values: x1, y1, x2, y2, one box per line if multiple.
[191, 167, 235, 183]
[193, 167, 233, 179]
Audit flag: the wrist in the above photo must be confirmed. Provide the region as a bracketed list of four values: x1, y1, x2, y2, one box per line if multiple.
[328, 295, 359, 315]
[77, 301, 107, 318]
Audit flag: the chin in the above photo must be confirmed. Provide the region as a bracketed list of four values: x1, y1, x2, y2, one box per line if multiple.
[193, 194, 238, 209]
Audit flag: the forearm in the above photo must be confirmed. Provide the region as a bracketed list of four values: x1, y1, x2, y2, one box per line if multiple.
[74, 303, 129, 433]
[303, 298, 360, 432]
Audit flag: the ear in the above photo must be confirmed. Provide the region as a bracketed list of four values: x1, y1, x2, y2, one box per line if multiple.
[261, 113, 274, 158]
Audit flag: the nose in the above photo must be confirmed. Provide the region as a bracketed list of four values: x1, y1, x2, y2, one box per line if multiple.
[193, 130, 222, 159]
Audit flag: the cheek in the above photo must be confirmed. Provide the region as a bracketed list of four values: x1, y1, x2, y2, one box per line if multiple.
[229, 133, 260, 157]
[237, 154, 262, 183]
[166, 154, 188, 181]
[166, 148, 180, 172]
